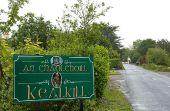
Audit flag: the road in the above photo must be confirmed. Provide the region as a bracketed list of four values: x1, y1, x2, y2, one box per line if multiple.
[122, 64, 170, 111]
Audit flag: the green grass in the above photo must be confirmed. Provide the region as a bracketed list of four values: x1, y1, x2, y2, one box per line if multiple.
[110, 71, 121, 75]
[142, 64, 170, 72]
[83, 83, 133, 111]
[94, 85, 133, 111]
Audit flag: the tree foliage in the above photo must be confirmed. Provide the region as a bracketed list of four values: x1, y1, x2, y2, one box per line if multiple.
[157, 39, 170, 56]
[0, 38, 26, 111]
[89, 45, 109, 98]
[10, 13, 56, 49]
[137, 39, 156, 56]
[56, 0, 112, 31]
[124, 39, 156, 64]
[0, 0, 28, 32]
[15, 38, 45, 54]
[124, 38, 170, 66]
[146, 48, 170, 66]
[48, 31, 85, 56]
[77, 23, 122, 51]
[56, 0, 113, 48]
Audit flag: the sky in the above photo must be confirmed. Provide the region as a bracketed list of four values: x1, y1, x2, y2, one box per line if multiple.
[1, 0, 170, 47]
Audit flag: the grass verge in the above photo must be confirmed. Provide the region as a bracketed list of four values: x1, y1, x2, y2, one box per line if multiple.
[142, 64, 170, 72]
[92, 85, 133, 111]
[110, 71, 121, 75]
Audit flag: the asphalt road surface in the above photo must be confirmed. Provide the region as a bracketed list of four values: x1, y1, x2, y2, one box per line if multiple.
[122, 64, 170, 111]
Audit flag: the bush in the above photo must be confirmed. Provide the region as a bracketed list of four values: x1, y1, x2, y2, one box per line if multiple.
[15, 38, 45, 54]
[110, 59, 124, 70]
[142, 64, 170, 72]
[146, 48, 170, 66]
[87, 45, 110, 98]
[0, 39, 26, 111]
[109, 50, 124, 70]
[48, 32, 86, 56]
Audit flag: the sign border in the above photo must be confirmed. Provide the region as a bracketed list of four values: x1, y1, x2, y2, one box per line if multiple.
[13, 54, 94, 103]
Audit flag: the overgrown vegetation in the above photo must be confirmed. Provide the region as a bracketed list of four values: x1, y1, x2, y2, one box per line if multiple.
[92, 85, 133, 111]
[122, 38, 170, 72]
[142, 64, 170, 72]
[110, 50, 124, 70]
[110, 70, 120, 75]
[0, 0, 129, 111]
[146, 48, 170, 66]
[101, 85, 132, 111]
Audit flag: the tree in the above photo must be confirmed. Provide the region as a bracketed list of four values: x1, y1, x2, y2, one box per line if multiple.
[0, 0, 28, 32]
[126, 39, 156, 64]
[57, 0, 112, 31]
[48, 31, 86, 56]
[56, 0, 112, 46]
[99, 23, 122, 51]
[10, 13, 56, 49]
[53, 0, 123, 56]
[137, 39, 156, 56]
[133, 39, 142, 49]
[121, 48, 130, 62]
[147, 48, 170, 66]
[130, 50, 141, 63]
[157, 39, 170, 56]
[78, 23, 122, 50]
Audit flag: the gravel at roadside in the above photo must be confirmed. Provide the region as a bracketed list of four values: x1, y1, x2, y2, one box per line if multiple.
[157, 72, 170, 78]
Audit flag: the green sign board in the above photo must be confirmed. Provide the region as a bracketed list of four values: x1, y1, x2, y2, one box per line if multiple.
[13, 55, 94, 102]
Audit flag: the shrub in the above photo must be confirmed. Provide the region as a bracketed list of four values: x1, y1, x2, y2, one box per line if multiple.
[0, 39, 26, 111]
[142, 64, 170, 72]
[146, 48, 170, 66]
[110, 59, 124, 70]
[109, 50, 124, 70]
[15, 38, 45, 54]
[87, 45, 110, 98]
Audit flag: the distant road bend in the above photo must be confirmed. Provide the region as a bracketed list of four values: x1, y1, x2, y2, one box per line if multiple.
[122, 64, 170, 111]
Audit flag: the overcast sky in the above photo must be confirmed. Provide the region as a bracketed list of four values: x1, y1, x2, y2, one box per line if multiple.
[1, 0, 170, 47]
